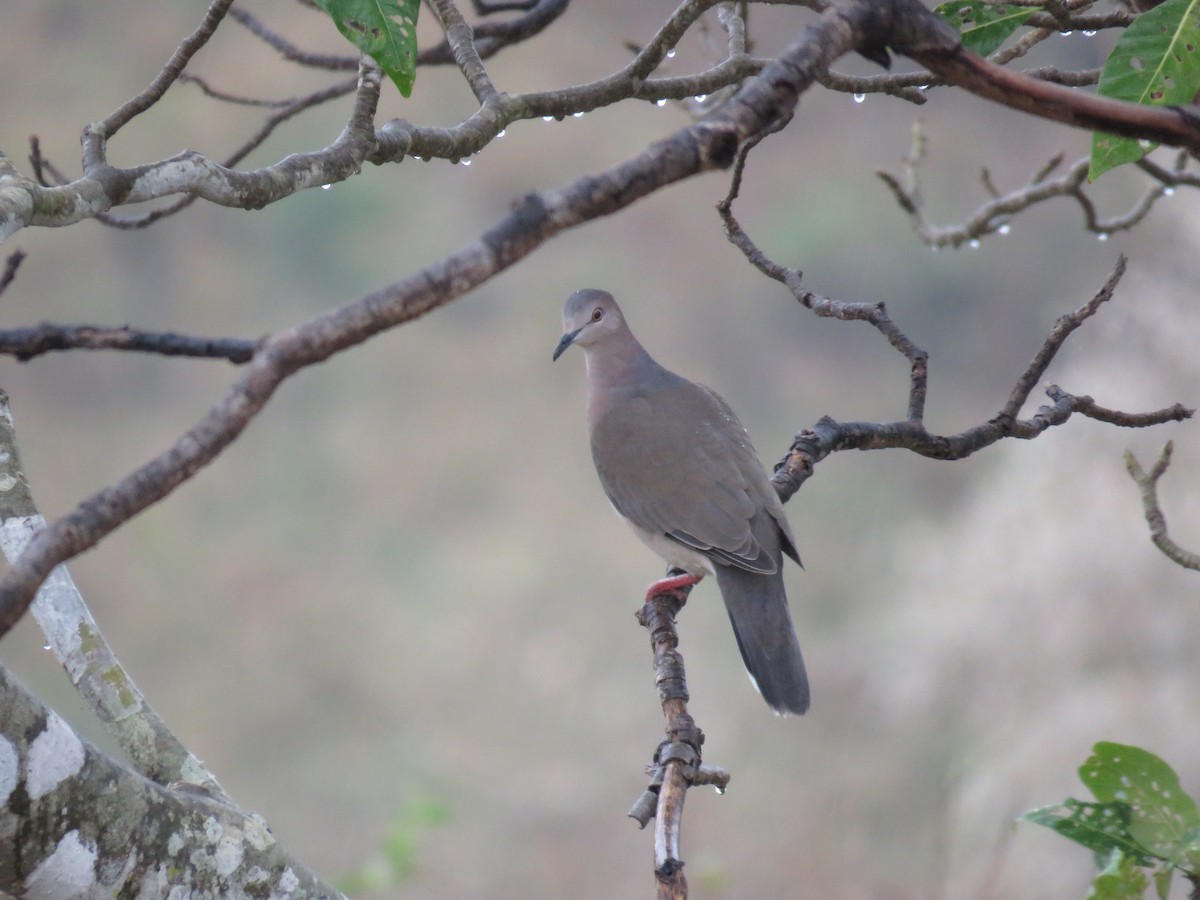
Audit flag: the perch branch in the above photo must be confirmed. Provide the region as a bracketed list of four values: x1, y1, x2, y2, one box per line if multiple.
[631, 580, 729, 900]
[1125, 442, 1200, 571]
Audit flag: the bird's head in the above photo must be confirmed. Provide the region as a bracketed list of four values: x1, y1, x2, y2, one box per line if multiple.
[552, 288, 625, 361]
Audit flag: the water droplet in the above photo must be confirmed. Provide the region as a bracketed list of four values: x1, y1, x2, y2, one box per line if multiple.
[853, 92, 866, 104]
[1097, 232, 1109, 241]
[42, 642, 51, 651]
[1059, 30, 1073, 36]
[497, 129, 506, 138]
[572, 111, 584, 118]
[321, 184, 332, 191]
[666, 48, 676, 59]
[714, 785, 726, 795]
[694, 94, 707, 102]
[1082, 30, 1097, 37]
[1163, 186, 1175, 196]
[998, 223, 1011, 235]
[917, 84, 929, 92]
[655, 99, 667, 107]
[542, 115, 554, 122]
[969, 238, 981, 249]
[461, 158, 472, 166]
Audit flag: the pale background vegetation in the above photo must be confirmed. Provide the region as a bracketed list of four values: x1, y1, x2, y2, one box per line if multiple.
[1, 1, 1198, 897]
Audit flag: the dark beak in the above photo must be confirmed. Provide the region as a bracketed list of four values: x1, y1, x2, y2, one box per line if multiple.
[552, 327, 581, 361]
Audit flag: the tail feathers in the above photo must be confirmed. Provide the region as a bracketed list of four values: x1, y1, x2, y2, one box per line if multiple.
[714, 565, 810, 715]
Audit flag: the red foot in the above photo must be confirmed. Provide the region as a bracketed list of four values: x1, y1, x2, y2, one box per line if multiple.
[645, 571, 703, 600]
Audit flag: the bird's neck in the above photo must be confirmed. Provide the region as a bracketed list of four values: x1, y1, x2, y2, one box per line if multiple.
[583, 336, 660, 418]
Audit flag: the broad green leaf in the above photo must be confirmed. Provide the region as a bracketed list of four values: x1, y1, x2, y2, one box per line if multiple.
[1021, 799, 1154, 865]
[1087, 848, 1149, 900]
[313, 0, 420, 97]
[1090, 0, 1200, 179]
[1080, 742, 1200, 866]
[933, 1, 1036, 56]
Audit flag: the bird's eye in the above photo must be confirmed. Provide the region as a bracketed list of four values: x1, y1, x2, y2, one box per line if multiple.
[591, 308, 604, 322]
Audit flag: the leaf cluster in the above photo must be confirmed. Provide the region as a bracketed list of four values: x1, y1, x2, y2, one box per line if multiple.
[933, 0, 1200, 179]
[1021, 742, 1200, 899]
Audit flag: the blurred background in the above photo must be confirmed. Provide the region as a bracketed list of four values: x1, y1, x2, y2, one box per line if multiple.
[1, 1, 1198, 897]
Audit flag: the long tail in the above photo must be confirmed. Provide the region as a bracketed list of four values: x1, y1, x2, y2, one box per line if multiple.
[714, 565, 810, 715]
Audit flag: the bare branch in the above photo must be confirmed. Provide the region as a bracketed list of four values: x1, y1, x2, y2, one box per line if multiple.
[0, 323, 257, 363]
[0, 250, 24, 299]
[89, 0, 237, 147]
[717, 141, 1190, 503]
[0, 1, 865, 638]
[1125, 442, 1200, 571]
[878, 126, 1196, 247]
[430, 0, 500, 102]
[229, 7, 357, 70]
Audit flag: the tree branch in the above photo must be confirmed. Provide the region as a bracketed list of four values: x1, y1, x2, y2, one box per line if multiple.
[717, 140, 1191, 503]
[1125, 442, 1200, 571]
[0, 393, 231, 796]
[0, 663, 342, 898]
[0, 1, 866, 638]
[0, 323, 257, 362]
[878, 123, 1197, 248]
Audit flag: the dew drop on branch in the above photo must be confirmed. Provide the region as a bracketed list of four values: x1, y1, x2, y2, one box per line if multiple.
[853, 92, 866, 104]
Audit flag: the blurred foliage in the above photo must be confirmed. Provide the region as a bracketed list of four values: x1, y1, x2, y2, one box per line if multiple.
[336, 792, 451, 894]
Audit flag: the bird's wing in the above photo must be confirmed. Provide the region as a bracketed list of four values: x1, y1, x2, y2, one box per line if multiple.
[591, 376, 782, 574]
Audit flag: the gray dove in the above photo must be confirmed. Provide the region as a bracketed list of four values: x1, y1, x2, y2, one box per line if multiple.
[553, 288, 809, 715]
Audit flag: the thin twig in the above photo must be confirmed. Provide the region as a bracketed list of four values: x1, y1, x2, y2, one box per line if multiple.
[89, 0, 237, 148]
[716, 137, 1190, 504]
[0, 251, 24, 299]
[0, 323, 257, 363]
[430, 0, 499, 103]
[1125, 442, 1200, 571]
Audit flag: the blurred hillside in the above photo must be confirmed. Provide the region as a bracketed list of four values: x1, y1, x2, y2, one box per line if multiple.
[1, 2, 1199, 898]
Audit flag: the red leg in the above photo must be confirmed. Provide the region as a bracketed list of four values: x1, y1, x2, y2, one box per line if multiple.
[645, 571, 703, 600]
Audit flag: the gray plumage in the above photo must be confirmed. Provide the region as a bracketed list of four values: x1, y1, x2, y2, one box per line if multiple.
[553, 288, 809, 715]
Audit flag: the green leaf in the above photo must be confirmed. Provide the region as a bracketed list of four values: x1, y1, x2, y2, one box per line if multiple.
[1080, 742, 1200, 867]
[933, 1, 1036, 56]
[1153, 864, 1174, 899]
[1090, 0, 1200, 179]
[313, 0, 420, 97]
[1087, 848, 1150, 900]
[1020, 799, 1155, 865]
